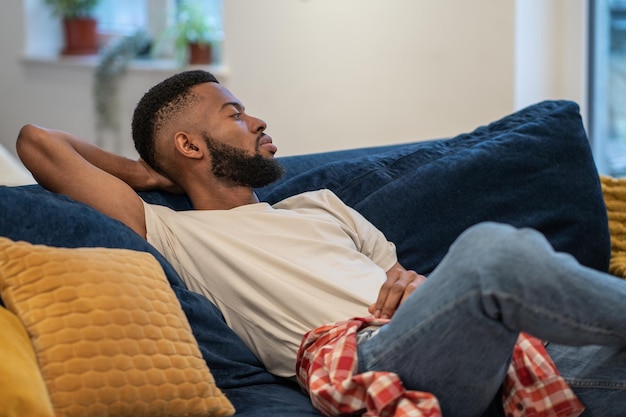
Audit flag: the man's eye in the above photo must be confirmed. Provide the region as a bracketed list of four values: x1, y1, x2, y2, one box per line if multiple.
[232, 112, 241, 120]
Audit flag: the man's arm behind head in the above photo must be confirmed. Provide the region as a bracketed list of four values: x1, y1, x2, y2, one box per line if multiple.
[16, 124, 149, 238]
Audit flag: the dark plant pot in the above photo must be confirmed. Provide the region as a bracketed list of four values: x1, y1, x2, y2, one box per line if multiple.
[62, 18, 99, 56]
[188, 42, 212, 65]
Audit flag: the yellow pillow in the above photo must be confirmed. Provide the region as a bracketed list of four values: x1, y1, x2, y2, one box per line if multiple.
[0, 305, 55, 417]
[0, 237, 234, 417]
[600, 175, 626, 279]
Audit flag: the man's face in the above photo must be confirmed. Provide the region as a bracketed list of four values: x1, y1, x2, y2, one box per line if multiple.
[193, 83, 284, 187]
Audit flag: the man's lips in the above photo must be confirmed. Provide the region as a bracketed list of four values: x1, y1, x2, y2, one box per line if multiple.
[258, 135, 277, 154]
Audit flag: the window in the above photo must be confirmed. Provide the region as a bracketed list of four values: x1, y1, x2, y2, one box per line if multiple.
[96, 0, 222, 60]
[175, 0, 223, 32]
[95, 0, 222, 49]
[93, 0, 148, 36]
[24, 0, 223, 65]
[589, 0, 626, 175]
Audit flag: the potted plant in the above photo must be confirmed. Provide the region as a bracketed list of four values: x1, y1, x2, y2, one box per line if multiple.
[43, 0, 101, 55]
[157, 0, 218, 66]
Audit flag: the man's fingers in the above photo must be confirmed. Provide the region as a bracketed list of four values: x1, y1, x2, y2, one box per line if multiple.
[373, 272, 427, 319]
[378, 278, 410, 319]
[399, 275, 427, 304]
[371, 276, 400, 317]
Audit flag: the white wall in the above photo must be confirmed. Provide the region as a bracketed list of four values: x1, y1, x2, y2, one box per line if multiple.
[515, 0, 588, 117]
[0, 0, 586, 161]
[223, 0, 516, 156]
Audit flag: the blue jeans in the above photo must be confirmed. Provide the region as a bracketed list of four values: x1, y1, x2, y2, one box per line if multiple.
[357, 222, 626, 417]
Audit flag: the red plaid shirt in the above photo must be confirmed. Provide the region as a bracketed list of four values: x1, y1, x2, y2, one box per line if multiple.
[296, 317, 584, 417]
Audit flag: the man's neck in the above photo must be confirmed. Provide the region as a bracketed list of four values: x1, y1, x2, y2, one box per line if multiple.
[187, 184, 259, 210]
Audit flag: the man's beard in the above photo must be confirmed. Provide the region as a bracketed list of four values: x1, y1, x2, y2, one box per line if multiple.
[202, 132, 284, 188]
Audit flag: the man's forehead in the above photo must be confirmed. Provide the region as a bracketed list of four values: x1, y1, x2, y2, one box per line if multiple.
[194, 82, 240, 107]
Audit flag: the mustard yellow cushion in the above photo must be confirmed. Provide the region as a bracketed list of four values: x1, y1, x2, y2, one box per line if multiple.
[0, 305, 55, 417]
[0, 237, 234, 417]
[600, 174, 626, 279]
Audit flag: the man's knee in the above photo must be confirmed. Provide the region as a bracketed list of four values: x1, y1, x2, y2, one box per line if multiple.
[459, 221, 517, 240]
[454, 222, 519, 252]
[452, 222, 551, 269]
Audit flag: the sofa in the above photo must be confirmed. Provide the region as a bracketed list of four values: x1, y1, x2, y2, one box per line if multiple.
[1, 100, 625, 417]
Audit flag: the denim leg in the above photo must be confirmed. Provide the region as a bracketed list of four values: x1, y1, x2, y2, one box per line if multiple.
[547, 343, 626, 417]
[357, 222, 626, 417]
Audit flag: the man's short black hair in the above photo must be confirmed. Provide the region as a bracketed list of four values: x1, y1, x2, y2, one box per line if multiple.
[131, 70, 219, 169]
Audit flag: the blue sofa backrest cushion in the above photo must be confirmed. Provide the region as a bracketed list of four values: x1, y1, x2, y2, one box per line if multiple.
[256, 99, 610, 274]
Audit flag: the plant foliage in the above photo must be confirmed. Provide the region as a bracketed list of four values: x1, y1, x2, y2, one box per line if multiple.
[43, 0, 100, 19]
[154, 0, 218, 65]
[93, 31, 151, 136]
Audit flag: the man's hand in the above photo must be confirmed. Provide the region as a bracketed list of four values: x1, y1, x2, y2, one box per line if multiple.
[369, 263, 427, 319]
[137, 159, 183, 194]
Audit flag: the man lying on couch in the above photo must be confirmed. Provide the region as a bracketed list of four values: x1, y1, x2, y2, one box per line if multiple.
[16, 70, 626, 417]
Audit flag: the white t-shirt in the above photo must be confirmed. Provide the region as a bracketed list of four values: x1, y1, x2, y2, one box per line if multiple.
[143, 189, 397, 377]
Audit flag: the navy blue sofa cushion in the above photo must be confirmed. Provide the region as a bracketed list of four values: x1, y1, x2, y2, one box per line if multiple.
[257, 100, 610, 275]
[0, 99, 609, 416]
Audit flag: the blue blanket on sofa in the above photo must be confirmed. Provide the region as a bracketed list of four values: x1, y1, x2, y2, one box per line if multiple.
[0, 100, 610, 416]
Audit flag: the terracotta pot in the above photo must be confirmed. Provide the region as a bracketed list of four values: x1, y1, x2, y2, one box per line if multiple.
[62, 18, 99, 56]
[188, 42, 212, 65]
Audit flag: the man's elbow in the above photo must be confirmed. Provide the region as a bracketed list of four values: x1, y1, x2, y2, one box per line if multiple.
[16, 124, 55, 179]
[17, 123, 43, 150]
[16, 124, 46, 161]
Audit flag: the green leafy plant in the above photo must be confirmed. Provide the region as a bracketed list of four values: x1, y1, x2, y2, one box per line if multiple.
[155, 0, 218, 65]
[93, 31, 151, 136]
[43, 0, 100, 19]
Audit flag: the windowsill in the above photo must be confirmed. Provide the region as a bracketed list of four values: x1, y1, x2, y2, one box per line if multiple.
[21, 52, 229, 77]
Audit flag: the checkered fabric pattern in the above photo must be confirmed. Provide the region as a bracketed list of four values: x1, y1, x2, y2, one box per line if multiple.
[501, 336, 584, 417]
[296, 317, 584, 417]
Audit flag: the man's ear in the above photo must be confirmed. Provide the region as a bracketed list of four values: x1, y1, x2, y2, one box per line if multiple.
[173, 132, 203, 159]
